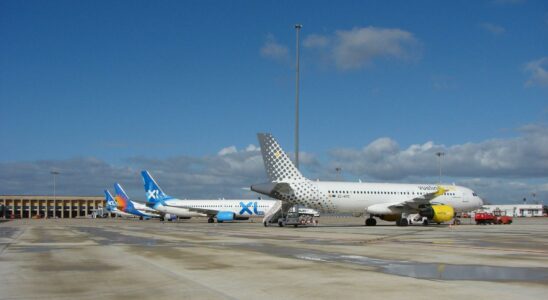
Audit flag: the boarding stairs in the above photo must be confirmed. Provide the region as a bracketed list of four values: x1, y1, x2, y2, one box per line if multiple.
[262, 201, 283, 225]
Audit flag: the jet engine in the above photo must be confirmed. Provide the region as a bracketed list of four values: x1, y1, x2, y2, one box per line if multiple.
[419, 205, 454, 223]
[216, 211, 235, 222]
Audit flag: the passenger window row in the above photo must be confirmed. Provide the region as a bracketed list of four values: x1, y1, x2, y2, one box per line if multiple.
[328, 190, 456, 196]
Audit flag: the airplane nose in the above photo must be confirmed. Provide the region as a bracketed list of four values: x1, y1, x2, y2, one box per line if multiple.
[477, 197, 484, 207]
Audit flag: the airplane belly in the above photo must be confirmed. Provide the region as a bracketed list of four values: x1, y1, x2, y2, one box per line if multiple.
[164, 206, 203, 218]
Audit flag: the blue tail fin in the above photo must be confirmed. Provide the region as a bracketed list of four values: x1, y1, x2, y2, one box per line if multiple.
[141, 170, 171, 204]
[104, 190, 116, 212]
[114, 183, 135, 210]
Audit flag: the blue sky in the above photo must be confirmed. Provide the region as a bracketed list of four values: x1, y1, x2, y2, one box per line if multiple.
[1, 0, 547, 204]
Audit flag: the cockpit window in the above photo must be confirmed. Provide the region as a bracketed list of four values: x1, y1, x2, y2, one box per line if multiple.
[472, 193, 477, 196]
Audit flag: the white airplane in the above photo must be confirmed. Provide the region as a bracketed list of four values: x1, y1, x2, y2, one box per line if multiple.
[251, 133, 484, 227]
[141, 170, 279, 223]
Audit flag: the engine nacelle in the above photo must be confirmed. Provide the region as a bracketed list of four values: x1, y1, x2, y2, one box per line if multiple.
[216, 211, 235, 222]
[419, 205, 454, 223]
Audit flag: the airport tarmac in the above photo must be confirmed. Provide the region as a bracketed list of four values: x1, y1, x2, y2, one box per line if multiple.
[0, 217, 547, 299]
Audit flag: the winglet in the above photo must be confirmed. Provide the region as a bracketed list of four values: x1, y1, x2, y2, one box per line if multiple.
[434, 186, 447, 197]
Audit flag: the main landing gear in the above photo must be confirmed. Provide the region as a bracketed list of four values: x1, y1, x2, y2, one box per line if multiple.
[396, 218, 409, 227]
[365, 217, 377, 226]
[207, 217, 214, 223]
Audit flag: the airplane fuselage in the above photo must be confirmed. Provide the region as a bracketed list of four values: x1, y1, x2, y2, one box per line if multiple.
[261, 181, 482, 214]
[157, 199, 278, 218]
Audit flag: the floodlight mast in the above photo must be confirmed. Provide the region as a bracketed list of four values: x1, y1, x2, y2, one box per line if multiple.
[295, 23, 302, 170]
[436, 152, 445, 184]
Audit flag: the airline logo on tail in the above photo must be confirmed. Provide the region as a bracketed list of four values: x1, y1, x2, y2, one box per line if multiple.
[257, 133, 304, 182]
[104, 190, 116, 211]
[146, 189, 160, 201]
[141, 170, 170, 205]
[114, 183, 134, 212]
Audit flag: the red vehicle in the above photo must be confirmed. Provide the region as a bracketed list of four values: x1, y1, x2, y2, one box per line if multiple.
[475, 212, 496, 225]
[475, 211, 513, 225]
[493, 210, 513, 224]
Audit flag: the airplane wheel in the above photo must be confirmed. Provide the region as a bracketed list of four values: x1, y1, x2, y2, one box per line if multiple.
[207, 218, 214, 223]
[160, 217, 165, 222]
[398, 218, 408, 227]
[365, 218, 377, 226]
[422, 219, 429, 226]
[278, 221, 284, 227]
[263, 222, 267, 227]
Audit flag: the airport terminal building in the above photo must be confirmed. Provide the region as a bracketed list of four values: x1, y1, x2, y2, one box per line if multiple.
[0, 195, 104, 219]
[474, 204, 545, 217]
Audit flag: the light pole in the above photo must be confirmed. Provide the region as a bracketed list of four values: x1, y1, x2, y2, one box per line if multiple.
[51, 171, 59, 218]
[295, 23, 302, 170]
[51, 171, 59, 200]
[335, 167, 342, 181]
[435, 152, 445, 184]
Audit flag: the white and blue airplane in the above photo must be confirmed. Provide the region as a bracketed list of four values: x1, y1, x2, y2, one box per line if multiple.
[251, 133, 484, 227]
[142, 170, 279, 223]
[113, 183, 161, 220]
[103, 190, 136, 218]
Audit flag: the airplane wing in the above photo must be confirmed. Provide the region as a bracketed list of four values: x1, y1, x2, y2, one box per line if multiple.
[388, 186, 447, 210]
[132, 201, 160, 214]
[166, 204, 220, 217]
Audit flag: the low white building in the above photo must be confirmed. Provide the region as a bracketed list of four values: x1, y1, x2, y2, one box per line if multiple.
[475, 204, 544, 217]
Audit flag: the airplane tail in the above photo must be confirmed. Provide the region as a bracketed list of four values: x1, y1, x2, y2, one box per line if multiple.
[104, 190, 116, 210]
[257, 133, 305, 182]
[114, 183, 134, 210]
[141, 170, 171, 205]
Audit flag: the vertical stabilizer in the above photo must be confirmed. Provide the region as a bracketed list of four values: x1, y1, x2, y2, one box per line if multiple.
[141, 170, 171, 204]
[257, 133, 304, 182]
[114, 183, 134, 210]
[104, 190, 116, 211]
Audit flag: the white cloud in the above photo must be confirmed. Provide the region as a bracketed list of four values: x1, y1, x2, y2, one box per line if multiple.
[480, 22, 506, 35]
[245, 144, 259, 152]
[329, 124, 548, 180]
[524, 57, 548, 87]
[304, 26, 420, 70]
[218, 146, 237, 156]
[260, 34, 289, 61]
[303, 34, 329, 48]
[1, 124, 547, 204]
